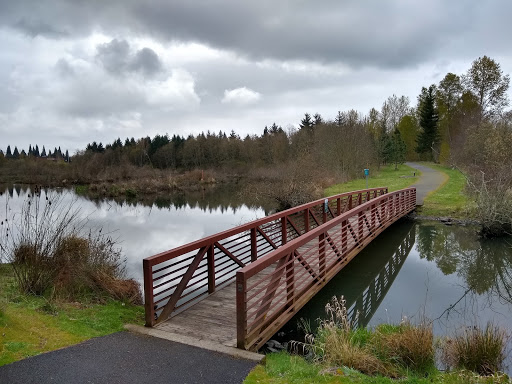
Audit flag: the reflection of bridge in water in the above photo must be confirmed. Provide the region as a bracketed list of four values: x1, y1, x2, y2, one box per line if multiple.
[346, 223, 415, 328]
[276, 221, 416, 338]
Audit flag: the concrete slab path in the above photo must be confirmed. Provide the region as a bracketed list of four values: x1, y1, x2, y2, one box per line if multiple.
[405, 162, 447, 205]
[0, 331, 258, 384]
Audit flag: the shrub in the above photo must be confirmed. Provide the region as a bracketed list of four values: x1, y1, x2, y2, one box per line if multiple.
[442, 323, 508, 375]
[0, 188, 141, 303]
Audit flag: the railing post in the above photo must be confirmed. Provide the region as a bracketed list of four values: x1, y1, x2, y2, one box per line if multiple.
[341, 220, 347, 256]
[358, 211, 364, 243]
[348, 195, 353, 210]
[336, 198, 341, 216]
[371, 203, 376, 231]
[143, 259, 155, 327]
[281, 217, 287, 244]
[285, 253, 295, 308]
[251, 227, 257, 262]
[207, 245, 215, 294]
[236, 271, 247, 349]
[319, 232, 326, 278]
[304, 209, 310, 232]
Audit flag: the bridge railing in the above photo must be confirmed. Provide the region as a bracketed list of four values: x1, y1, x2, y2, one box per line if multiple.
[143, 187, 388, 326]
[235, 187, 416, 351]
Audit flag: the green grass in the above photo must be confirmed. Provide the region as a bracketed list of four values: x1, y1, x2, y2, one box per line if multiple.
[325, 162, 472, 219]
[325, 164, 420, 196]
[0, 264, 144, 366]
[245, 352, 511, 384]
[419, 163, 470, 218]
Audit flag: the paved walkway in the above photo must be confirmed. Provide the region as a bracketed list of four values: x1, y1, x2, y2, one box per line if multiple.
[405, 162, 447, 205]
[0, 332, 258, 384]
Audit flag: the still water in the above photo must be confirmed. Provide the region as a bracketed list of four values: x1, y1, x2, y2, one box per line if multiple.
[2, 185, 512, 367]
[0, 184, 272, 285]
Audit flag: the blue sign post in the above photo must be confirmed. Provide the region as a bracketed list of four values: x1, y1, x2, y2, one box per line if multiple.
[364, 168, 369, 189]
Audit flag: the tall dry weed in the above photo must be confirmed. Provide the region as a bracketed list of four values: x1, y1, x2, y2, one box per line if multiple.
[442, 322, 508, 375]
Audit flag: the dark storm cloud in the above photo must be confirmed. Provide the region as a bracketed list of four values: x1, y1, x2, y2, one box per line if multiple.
[96, 39, 162, 76]
[96, 39, 131, 73]
[2, 0, 510, 68]
[14, 18, 68, 38]
[129, 48, 162, 76]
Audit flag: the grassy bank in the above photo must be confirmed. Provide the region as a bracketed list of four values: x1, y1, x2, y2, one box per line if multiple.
[246, 352, 510, 384]
[420, 163, 470, 218]
[325, 164, 420, 196]
[0, 264, 144, 366]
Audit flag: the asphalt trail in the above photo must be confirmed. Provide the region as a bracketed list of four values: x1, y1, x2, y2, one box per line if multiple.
[405, 162, 447, 205]
[0, 332, 257, 384]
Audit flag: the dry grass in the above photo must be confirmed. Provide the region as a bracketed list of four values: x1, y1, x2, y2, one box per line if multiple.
[442, 323, 508, 375]
[373, 321, 434, 372]
[1, 189, 141, 304]
[294, 296, 437, 379]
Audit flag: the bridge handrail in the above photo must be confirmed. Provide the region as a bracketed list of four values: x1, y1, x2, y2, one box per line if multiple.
[143, 187, 388, 326]
[235, 187, 416, 350]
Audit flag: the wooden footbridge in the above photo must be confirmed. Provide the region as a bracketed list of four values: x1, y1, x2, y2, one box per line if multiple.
[143, 187, 416, 351]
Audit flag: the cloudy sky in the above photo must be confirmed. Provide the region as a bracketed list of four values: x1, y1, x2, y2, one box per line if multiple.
[1, 0, 511, 153]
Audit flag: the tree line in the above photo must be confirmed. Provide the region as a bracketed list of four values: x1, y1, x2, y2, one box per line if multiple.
[1, 144, 70, 162]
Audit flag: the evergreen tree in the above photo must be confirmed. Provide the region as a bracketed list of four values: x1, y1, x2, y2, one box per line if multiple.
[35, 145, 40, 157]
[6, 145, 12, 158]
[299, 113, 314, 132]
[28, 144, 33, 156]
[390, 128, 406, 170]
[41, 146, 47, 157]
[313, 113, 323, 125]
[335, 111, 345, 126]
[416, 85, 439, 161]
[65, 150, 70, 162]
[13, 147, 20, 159]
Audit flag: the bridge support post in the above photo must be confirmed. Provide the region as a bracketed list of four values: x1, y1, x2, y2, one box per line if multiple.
[251, 228, 257, 262]
[304, 209, 310, 232]
[236, 272, 247, 349]
[319, 233, 326, 278]
[281, 217, 287, 245]
[285, 253, 295, 308]
[143, 259, 155, 327]
[207, 245, 215, 294]
[341, 220, 347, 257]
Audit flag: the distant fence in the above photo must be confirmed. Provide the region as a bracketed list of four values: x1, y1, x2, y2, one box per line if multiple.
[143, 188, 388, 327]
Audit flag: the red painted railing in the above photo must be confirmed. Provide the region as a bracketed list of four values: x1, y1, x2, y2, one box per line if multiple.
[143, 188, 388, 326]
[235, 187, 416, 350]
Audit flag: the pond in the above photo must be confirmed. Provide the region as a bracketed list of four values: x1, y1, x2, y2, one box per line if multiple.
[0, 184, 273, 285]
[2, 185, 511, 371]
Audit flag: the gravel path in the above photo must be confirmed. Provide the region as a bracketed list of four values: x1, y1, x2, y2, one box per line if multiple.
[0, 332, 258, 384]
[405, 162, 447, 205]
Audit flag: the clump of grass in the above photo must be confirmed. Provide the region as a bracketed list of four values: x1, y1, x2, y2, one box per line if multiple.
[442, 323, 508, 375]
[295, 296, 436, 379]
[373, 320, 435, 372]
[0, 187, 141, 304]
[295, 296, 396, 377]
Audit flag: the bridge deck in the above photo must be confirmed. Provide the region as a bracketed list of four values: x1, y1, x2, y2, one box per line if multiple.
[156, 260, 302, 347]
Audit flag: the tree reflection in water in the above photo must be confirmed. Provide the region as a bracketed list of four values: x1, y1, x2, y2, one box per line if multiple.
[416, 223, 512, 326]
